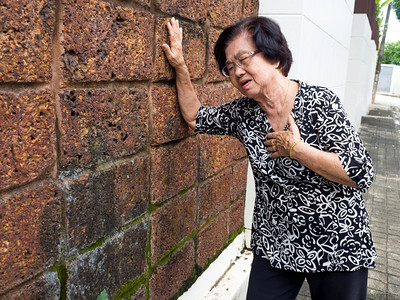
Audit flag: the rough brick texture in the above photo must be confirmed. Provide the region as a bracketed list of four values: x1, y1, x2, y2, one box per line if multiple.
[154, 0, 208, 21]
[154, 18, 206, 81]
[60, 88, 148, 170]
[62, 0, 154, 82]
[208, 0, 243, 27]
[207, 27, 225, 82]
[151, 84, 194, 145]
[0, 90, 56, 190]
[198, 82, 242, 106]
[65, 157, 149, 252]
[197, 212, 229, 267]
[229, 195, 245, 235]
[0, 0, 55, 82]
[130, 285, 146, 300]
[199, 135, 234, 179]
[151, 189, 196, 263]
[0, 184, 62, 293]
[151, 137, 198, 203]
[199, 169, 232, 222]
[67, 221, 148, 298]
[0, 0, 256, 297]
[243, 0, 260, 17]
[231, 160, 249, 201]
[150, 241, 195, 300]
[128, 0, 151, 8]
[229, 135, 248, 160]
[1, 272, 60, 299]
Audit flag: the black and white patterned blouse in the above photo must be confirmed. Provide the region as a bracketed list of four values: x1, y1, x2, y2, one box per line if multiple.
[195, 80, 376, 272]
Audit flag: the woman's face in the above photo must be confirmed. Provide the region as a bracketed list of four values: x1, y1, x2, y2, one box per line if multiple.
[224, 33, 282, 100]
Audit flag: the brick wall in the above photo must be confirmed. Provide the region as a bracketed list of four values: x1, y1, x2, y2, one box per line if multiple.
[0, 0, 258, 299]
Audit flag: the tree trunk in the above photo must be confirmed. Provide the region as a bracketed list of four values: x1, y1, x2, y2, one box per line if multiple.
[372, 2, 392, 103]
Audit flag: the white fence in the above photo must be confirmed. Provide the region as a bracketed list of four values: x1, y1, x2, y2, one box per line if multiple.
[378, 64, 400, 95]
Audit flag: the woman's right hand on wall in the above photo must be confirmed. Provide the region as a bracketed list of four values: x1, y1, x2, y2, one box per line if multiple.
[161, 17, 186, 70]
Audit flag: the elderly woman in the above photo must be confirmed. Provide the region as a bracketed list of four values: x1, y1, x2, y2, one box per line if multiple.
[162, 16, 376, 299]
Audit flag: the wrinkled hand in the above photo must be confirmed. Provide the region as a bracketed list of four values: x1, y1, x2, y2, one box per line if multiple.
[265, 115, 301, 158]
[161, 17, 186, 69]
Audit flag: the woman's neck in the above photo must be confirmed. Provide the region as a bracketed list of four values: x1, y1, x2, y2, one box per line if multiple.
[256, 77, 291, 114]
[256, 78, 298, 132]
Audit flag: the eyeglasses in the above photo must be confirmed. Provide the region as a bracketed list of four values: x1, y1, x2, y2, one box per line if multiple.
[221, 50, 260, 77]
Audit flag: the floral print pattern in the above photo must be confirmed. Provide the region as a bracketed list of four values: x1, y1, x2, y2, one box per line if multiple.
[195, 80, 376, 272]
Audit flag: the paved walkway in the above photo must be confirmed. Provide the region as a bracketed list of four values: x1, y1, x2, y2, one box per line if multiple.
[297, 94, 400, 300]
[361, 94, 400, 299]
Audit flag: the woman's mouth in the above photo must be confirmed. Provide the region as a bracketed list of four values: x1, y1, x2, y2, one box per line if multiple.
[241, 80, 251, 88]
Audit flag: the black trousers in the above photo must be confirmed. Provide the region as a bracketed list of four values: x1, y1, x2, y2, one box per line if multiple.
[247, 254, 368, 300]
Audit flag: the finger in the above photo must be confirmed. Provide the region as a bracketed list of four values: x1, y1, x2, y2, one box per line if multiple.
[166, 22, 174, 37]
[167, 19, 173, 28]
[161, 43, 171, 55]
[266, 143, 276, 152]
[167, 21, 182, 44]
[264, 139, 272, 146]
[171, 17, 179, 31]
[270, 147, 279, 157]
[167, 19, 178, 36]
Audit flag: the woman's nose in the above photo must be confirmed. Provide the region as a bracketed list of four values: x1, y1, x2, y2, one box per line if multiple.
[234, 65, 246, 77]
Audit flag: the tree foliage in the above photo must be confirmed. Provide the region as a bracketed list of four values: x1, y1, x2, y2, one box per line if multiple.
[375, 0, 394, 31]
[393, 0, 400, 21]
[382, 41, 400, 64]
[375, 0, 400, 36]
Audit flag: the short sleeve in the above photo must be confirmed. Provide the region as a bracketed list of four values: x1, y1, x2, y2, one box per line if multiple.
[316, 90, 374, 192]
[195, 100, 240, 137]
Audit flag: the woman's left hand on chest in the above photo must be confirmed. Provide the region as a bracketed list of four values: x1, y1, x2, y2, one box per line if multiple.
[265, 115, 301, 158]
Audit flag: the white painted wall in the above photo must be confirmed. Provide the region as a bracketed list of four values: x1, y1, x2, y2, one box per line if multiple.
[256, 0, 376, 129]
[344, 14, 377, 129]
[258, 0, 354, 99]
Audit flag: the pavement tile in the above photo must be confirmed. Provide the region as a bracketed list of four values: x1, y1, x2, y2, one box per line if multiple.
[368, 277, 388, 293]
[369, 270, 388, 282]
[388, 275, 400, 286]
[375, 242, 387, 252]
[388, 284, 400, 297]
[359, 98, 400, 300]
[388, 252, 400, 261]
[372, 231, 388, 240]
[367, 290, 388, 300]
[387, 260, 400, 276]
